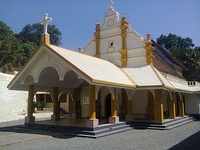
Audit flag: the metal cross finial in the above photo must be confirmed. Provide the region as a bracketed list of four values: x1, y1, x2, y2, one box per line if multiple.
[109, 1, 114, 10]
[40, 13, 52, 34]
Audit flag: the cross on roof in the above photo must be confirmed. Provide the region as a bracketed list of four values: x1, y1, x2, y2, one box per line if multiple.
[40, 13, 52, 34]
[109, 1, 114, 10]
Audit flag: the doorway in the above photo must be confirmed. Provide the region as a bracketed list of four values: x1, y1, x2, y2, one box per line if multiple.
[105, 94, 111, 118]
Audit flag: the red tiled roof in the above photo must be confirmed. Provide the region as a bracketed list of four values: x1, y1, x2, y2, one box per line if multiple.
[152, 41, 188, 71]
[153, 50, 184, 79]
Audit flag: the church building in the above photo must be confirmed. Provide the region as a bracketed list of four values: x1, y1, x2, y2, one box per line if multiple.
[7, 2, 200, 135]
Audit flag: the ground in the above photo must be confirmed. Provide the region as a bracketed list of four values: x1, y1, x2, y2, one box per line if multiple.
[0, 119, 200, 150]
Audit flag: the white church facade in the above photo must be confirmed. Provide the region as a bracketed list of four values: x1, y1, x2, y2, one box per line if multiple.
[7, 2, 200, 131]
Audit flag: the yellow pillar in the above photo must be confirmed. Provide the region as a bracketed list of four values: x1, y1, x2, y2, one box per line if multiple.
[25, 85, 35, 123]
[120, 15, 128, 67]
[178, 99, 185, 117]
[40, 34, 50, 45]
[51, 87, 60, 121]
[72, 89, 77, 118]
[125, 99, 133, 122]
[109, 89, 119, 124]
[155, 89, 164, 123]
[145, 33, 154, 65]
[109, 99, 119, 124]
[89, 85, 96, 120]
[86, 85, 99, 128]
[94, 22, 100, 58]
[28, 85, 34, 117]
[168, 99, 176, 119]
[111, 99, 117, 117]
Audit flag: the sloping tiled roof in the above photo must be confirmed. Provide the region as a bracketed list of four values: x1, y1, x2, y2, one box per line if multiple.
[152, 41, 189, 71]
[153, 50, 184, 79]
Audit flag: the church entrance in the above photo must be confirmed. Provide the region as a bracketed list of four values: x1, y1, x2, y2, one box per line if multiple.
[105, 94, 111, 118]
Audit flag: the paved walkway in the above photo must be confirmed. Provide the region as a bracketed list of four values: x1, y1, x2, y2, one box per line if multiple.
[0, 119, 200, 150]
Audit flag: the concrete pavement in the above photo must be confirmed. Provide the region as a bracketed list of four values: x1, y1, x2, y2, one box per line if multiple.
[0, 119, 200, 150]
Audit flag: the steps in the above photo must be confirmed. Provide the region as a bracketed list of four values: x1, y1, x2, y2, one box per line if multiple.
[128, 116, 194, 130]
[22, 116, 194, 138]
[24, 122, 132, 138]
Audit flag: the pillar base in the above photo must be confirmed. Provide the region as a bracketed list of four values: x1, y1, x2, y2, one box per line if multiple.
[71, 113, 76, 119]
[169, 115, 176, 119]
[25, 116, 35, 124]
[86, 119, 99, 128]
[51, 115, 60, 121]
[125, 115, 133, 122]
[109, 116, 119, 124]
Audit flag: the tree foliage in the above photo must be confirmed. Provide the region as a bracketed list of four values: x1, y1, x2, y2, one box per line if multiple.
[0, 21, 22, 72]
[16, 23, 62, 46]
[0, 21, 62, 73]
[157, 33, 200, 81]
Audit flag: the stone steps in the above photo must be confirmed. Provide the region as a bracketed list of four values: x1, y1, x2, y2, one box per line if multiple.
[128, 116, 194, 130]
[24, 122, 132, 138]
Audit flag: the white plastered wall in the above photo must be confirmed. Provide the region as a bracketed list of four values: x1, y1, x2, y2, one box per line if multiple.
[0, 73, 27, 122]
[185, 94, 200, 114]
[132, 90, 148, 114]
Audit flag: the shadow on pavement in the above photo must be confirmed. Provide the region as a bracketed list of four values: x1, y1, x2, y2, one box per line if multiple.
[0, 125, 76, 139]
[169, 130, 200, 150]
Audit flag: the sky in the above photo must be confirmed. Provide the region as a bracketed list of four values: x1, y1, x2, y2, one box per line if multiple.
[0, 0, 200, 51]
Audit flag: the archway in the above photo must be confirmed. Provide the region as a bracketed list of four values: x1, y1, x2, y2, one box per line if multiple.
[146, 91, 155, 120]
[58, 91, 73, 117]
[162, 90, 170, 119]
[34, 90, 53, 118]
[96, 86, 112, 119]
[105, 94, 111, 118]
[38, 67, 60, 86]
[119, 89, 128, 119]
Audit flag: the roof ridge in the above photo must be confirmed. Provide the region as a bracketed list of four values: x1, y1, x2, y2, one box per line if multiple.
[150, 64, 164, 85]
[150, 64, 176, 90]
[49, 44, 118, 64]
[120, 68, 137, 87]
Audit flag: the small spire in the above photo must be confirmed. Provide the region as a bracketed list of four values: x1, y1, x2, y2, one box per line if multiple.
[78, 46, 82, 53]
[40, 13, 52, 34]
[146, 32, 151, 41]
[109, 1, 114, 10]
[96, 21, 100, 30]
[121, 15, 126, 21]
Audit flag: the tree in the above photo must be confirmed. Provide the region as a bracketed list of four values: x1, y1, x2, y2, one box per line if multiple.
[0, 21, 17, 72]
[181, 49, 200, 80]
[0, 21, 38, 72]
[157, 33, 200, 81]
[16, 23, 62, 46]
[157, 33, 194, 51]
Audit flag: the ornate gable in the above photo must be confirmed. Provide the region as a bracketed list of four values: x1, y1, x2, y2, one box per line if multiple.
[84, 1, 154, 68]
